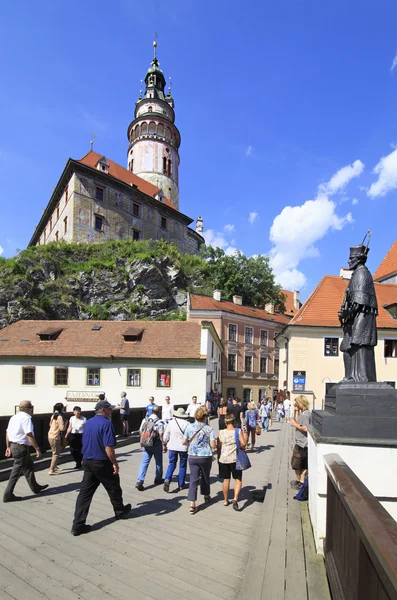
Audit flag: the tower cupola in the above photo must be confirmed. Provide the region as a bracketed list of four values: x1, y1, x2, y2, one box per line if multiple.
[127, 41, 180, 210]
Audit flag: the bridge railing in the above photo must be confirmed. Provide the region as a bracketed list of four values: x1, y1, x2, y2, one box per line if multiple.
[324, 453, 397, 600]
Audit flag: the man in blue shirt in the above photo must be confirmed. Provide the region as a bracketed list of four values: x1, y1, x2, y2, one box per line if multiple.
[145, 396, 158, 417]
[71, 398, 131, 536]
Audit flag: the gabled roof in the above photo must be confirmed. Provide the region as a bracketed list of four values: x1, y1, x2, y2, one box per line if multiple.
[373, 239, 397, 282]
[0, 321, 206, 359]
[78, 151, 176, 210]
[279, 289, 301, 316]
[288, 275, 397, 329]
[189, 294, 290, 325]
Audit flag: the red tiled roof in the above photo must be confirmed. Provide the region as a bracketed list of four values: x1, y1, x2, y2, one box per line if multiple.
[0, 321, 203, 358]
[279, 289, 300, 316]
[373, 239, 397, 281]
[289, 275, 397, 328]
[189, 294, 290, 325]
[77, 151, 176, 210]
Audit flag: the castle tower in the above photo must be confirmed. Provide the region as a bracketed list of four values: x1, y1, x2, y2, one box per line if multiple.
[127, 41, 180, 210]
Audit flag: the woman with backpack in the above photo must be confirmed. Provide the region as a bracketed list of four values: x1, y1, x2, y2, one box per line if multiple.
[244, 402, 259, 451]
[217, 413, 247, 511]
[48, 403, 67, 475]
[182, 406, 216, 514]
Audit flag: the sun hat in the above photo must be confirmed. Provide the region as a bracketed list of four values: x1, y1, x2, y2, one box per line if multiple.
[172, 407, 189, 418]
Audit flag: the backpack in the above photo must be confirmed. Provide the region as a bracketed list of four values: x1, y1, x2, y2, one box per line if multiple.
[140, 417, 158, 448]
[294, 476, 309, 501]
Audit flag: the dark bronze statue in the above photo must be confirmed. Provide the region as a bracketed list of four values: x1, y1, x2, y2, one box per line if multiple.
[338, 236, 378, 382]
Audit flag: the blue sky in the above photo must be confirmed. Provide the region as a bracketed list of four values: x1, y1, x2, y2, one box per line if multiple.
[1, 0, 397, 299]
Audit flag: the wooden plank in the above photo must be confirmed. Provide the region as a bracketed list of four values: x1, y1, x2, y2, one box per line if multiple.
[301, 503, 331, 600]
[285, 484, 308, 600]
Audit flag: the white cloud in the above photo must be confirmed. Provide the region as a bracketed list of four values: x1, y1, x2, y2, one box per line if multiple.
[391, 53, 397, 72]
[0, 246, 3, 256]
[203, 229, 238, 255]
[318, 159, 364, 195]
[224, 224, 235, 233]
[268, 160, 362, 289]
[367, 148, 397, 198]
[248, 211, 259, 225]
[245, 145, 253, 157]
[352, 198, 359, 205]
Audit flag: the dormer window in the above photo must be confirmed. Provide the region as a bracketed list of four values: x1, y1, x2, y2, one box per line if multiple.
[148, 106, 153, 112]
[155, 191, 164, 203]
[123, 327, 144, 342]
[384, 303, 397, 319]
[37, 327, 63, 341]
[96, 156, 110, 174]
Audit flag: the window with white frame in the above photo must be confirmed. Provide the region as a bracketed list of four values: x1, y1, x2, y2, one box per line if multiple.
[245, 327, 253, 344]
[260, 330, 268, 346]
[228, 353, 236, 372]
[127, 369, 141, 387]
[87, 368, 100, 386]
[324, 337, 339, 356]
[260, 357, 267, 373]
[384, 340, 397, 358]
[244, 355, 253, 372]
[228, 323, 237, 342]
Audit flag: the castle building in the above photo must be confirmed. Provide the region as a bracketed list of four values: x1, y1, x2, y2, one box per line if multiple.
[29, 42, 203, 254]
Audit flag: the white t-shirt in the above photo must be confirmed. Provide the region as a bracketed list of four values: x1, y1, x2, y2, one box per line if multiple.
[163, 418, 188, 452]
[69, 415, 87, 434]
[162, 404, 174, 422]
[283, 399, 291, 411]
[186, 403, 200, 418]
[7, 412, 34, 445]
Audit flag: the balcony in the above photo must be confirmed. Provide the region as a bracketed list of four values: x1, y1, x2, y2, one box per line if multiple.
[225, 370, 276, 380]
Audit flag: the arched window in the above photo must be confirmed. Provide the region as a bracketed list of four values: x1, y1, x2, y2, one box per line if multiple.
[148, 122, 156, 135]
[141, 122, 148, 135]
[168, 159, 172, 177]
[157, 124, 164, 137]
[165, 127, 171, 140]
[163, 157, 167, 174]
[148, 106, 153, 113]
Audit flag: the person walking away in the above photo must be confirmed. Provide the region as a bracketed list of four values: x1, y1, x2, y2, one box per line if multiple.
[117, 392, 130, 436]
[135, 406, 165, 490]
[259, 400, 268, 431]
[3, 401, 48, 502]
[146, 396, 158, 417]
[66, 406, 86, 469]
[162, 407, 189, 492]
[217, 397, 228, 431]
[217, 413, 247, 510]
[71, 399, 131, 535]
[244, 402, 259, 451]
[48, 403, 67, 475]
[228, 397, 244, 430]
[186, 395, 200, 421]
[264, 398, 272, 431]
[162, 396, 174, 423]
[277, 401, 285, 423]
[183, 406, 216, 514]
[283, 392, 291, 423]
[290, 395, 312, 490]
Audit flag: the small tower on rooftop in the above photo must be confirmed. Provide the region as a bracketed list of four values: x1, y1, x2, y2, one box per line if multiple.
[127, 41, 181, 210]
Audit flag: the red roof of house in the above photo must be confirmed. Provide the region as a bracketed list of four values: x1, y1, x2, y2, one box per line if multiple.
[77, 151, 176, 210]
[289, 275, 397, 329]
[0, 320, 204, 359]
[373, 239, 397, 282]
[189, 294, 290, 325]
[279, 289, 301, 316]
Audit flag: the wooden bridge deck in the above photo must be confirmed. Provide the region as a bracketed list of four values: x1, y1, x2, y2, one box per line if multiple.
[0, 422, 330, 600]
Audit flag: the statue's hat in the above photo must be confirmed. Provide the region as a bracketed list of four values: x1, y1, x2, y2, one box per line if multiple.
[349, 244, 368, 257]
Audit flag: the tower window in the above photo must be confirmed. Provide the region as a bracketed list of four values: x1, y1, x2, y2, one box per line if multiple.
[56, 204, 60, 220]
[161, 217, 167, 230]
[49, 217, 53, 231]
[95, 187, 104, 202]
[55, 231, 59, 242]
[95, 215, 104, 231]
[168, 159, 172, 176]
[130, 159, 134, 171]
[148, 106, 152, 112]
[64, 217, 68, 233]
[65, 186, 68, 204]
[163, 157, 167, 174]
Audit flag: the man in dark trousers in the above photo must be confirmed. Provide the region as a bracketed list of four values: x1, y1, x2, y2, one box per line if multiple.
[71, 397, 131, 536]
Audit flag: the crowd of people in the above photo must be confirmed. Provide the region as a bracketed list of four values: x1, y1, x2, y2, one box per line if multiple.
[2, 389, 312, 535]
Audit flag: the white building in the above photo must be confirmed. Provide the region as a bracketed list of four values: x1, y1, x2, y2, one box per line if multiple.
[0, 319, 222, 415]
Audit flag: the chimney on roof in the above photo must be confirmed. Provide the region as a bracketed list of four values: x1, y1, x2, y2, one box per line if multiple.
[265, 301, 275, 314]
[213, 290, 221, 301]
[340, 267, 352, 280]
[293, 290, 300, 310]
[232, 295, 242, 305]
[196, 216, 203, 234]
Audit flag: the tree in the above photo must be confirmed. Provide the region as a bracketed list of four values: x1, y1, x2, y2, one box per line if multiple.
[201, 246, 285, 312]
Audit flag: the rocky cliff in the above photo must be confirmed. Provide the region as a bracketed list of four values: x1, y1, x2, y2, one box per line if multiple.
[0, 240, 209, 327]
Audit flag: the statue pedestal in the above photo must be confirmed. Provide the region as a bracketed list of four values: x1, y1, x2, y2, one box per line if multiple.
[309, 382, 397, 553]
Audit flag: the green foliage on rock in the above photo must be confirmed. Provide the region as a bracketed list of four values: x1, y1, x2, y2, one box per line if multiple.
[0, 239, 285, 326]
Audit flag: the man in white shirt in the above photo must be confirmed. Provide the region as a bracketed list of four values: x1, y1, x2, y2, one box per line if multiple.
[162, 396, 174, 423]
[283, 394, 292, 422]
[186, 396, 201, 421]
[162, 407, 189, 492]
[3, 400, 48, 502]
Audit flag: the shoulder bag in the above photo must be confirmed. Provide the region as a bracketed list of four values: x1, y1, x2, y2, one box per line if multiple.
[235, 428, 251, 471]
